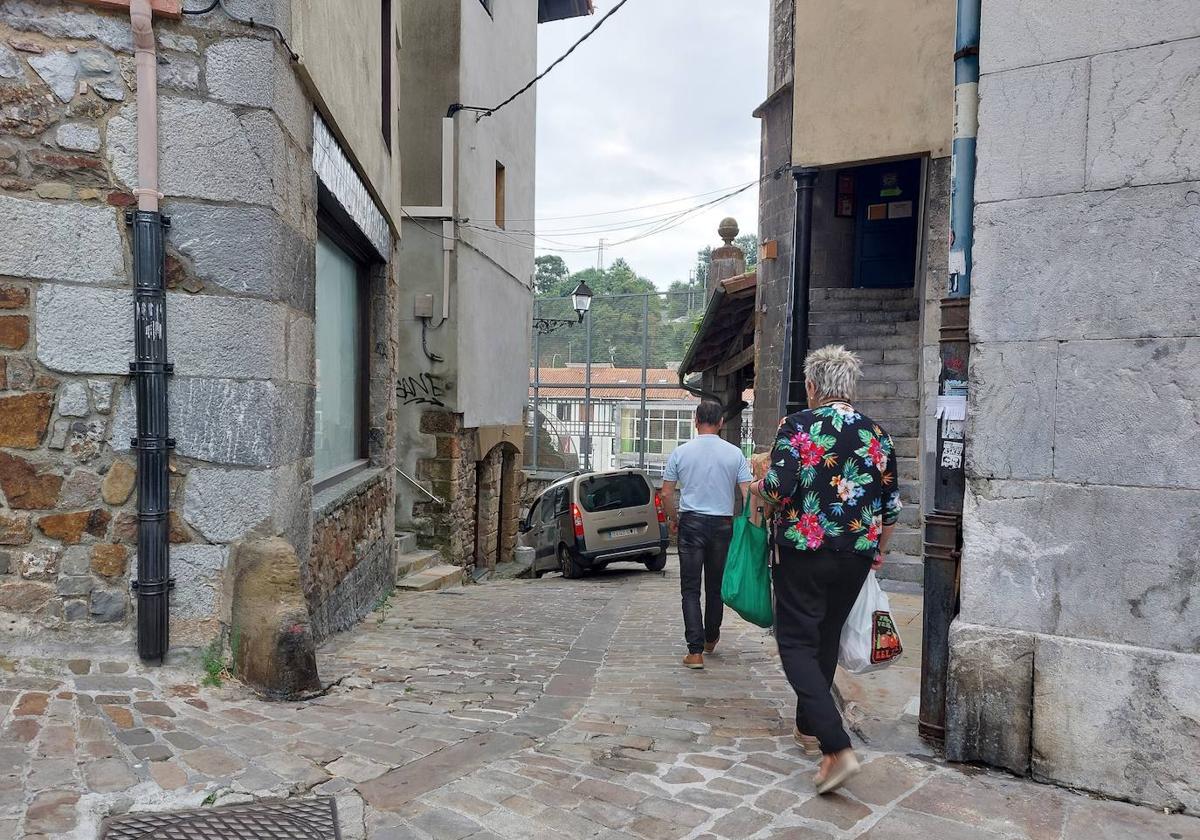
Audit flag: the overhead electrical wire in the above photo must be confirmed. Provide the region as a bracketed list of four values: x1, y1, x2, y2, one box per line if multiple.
[447, 0, 633, 121]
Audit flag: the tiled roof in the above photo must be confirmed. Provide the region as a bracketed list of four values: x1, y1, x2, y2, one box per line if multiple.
[530, 367, 753, 403]
[531, 367, 693, 400]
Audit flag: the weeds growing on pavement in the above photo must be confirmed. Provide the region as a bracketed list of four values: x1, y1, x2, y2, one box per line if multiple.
[200, 636, 228, 687]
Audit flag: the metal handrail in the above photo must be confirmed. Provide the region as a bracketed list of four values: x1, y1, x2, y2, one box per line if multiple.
[394, 466, 445, 506]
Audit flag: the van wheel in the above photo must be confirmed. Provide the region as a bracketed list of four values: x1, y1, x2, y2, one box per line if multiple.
[559, 545, 582, 579]
[644, 552, 667, 572]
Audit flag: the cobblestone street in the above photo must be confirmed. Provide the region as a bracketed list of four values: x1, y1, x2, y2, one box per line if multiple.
[2, 567, 1197, 840]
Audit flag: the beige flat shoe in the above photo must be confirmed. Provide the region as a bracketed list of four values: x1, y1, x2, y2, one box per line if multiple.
[793, 727, 821, 757]
[683, 653, 704, 670]
[815, 750, 860, 795]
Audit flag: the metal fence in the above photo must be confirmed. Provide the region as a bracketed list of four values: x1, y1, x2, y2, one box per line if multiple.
[526, 291, 753, 478]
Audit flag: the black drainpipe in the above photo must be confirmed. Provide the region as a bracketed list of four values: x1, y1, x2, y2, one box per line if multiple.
[779, 166, 818, 417]
[127, 209, 173, 663]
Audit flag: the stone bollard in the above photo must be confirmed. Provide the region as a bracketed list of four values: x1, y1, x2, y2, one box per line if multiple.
[230, 537, 321, 699]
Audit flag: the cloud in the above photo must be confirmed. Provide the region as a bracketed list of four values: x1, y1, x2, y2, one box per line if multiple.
[536, 1, 769, 286]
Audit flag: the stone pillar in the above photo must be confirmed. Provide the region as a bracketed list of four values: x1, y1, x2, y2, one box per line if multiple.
[701, 219, 747, 448]
[709, 217, 747, 291]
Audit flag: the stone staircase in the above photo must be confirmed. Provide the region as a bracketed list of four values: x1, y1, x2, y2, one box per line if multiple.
[808, 288, 924, 585]
[394, 531, 465, 591]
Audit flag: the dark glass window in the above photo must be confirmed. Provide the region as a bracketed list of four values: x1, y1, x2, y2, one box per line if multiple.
[578, 474, 651, 513]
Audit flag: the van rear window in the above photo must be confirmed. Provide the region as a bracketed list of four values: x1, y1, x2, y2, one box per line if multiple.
[579, 474, 651, 513]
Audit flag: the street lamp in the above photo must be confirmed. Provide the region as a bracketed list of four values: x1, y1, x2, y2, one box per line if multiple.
[533, 280, 593, 335]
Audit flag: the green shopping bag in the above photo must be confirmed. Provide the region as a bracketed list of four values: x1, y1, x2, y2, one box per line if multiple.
[720, 505, 773, 628]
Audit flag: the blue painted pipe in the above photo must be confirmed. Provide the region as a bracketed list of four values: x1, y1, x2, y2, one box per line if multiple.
[948, 0, 980, 298]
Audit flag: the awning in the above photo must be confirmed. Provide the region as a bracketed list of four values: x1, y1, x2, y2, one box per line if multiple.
[538, 0, 593, 23]
[679, 271, 758, 379]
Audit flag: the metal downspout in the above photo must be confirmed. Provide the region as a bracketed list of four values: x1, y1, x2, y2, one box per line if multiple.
[128, 0, 173, 663]
[920, 0, 980, 742]
[779, 167, 818, 418]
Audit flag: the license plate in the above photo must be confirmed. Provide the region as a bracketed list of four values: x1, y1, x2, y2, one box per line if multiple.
[610, 527, 638, 538]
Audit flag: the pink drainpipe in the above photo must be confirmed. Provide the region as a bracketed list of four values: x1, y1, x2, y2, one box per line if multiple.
[129, 0, 160, 212]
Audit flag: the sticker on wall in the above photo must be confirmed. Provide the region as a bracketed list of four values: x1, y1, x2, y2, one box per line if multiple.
[867, 203, 887, 221]
[940, 441, 964, 469]
[887, 201, 913, 219]
[879, 172, 902, 197]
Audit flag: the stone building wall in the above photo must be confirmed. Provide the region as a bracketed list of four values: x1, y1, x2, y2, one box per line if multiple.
[947, 3, 1200, 813]
[0, 1, 396, 655]
[473, 445, 502, 569]
[413, 410, 477, 564]
[751, 0, 795, 444]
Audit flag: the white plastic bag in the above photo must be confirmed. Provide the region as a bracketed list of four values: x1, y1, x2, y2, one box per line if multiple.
[838, 571, 903, 674]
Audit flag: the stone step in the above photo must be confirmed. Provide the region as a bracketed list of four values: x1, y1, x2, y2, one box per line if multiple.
[807, 320, 920, 337]
[395, 531, 418, 555]
[860, 362, 919, 382]
[807, 308, 919, 324]
[808, 333, 918, 352]
[855, 398, 919, 420]
[891, 436, 919, 459]
[395, 564, 465, 592]
[855, 380, 920, 400]
[810, 287, 916, 302]
[896, 503, 921, 527]
[889, 526, 924, 557]
[395, 549, 442, 581]
[876, 551, 923, 585]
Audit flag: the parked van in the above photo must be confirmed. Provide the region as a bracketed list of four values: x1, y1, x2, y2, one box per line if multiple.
[520, 469, 669, 579]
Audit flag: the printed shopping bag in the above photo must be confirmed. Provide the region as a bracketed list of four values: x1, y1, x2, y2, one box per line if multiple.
[838, 570, 903, 673]
[720, 505, 773, 628]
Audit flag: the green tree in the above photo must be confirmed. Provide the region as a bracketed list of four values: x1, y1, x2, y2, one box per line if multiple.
[534, 254, 569, 296]
[736, 232, 759, 270]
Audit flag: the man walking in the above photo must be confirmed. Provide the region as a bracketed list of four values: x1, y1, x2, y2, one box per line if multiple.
[661, 399, 752, 670]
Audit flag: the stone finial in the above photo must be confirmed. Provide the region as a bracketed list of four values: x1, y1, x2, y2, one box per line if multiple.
[718, 217, 739, 246]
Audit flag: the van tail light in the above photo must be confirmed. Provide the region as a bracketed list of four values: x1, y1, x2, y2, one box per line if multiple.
[654, 491, 666, 524]
[571, 503, 585, 539]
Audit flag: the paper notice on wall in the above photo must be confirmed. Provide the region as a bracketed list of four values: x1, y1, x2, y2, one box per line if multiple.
[942, 419, 965, 440]
[940, 441, 964, 469]
[948, 249, 967, 277]
[935, 395, 968, 421]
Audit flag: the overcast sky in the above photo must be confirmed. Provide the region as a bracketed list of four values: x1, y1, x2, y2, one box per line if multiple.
[535, 2, 768, 288]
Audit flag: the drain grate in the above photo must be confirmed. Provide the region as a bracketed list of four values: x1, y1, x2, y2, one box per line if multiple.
[101, 797, 340, 840]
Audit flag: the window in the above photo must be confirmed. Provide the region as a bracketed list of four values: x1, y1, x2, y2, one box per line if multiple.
[380, 0, 392, 149]
[495, 161, 506, 229]
[314, 232, 367, 485]
[579, 473, 651, 513]
[618, 407, 695, 455]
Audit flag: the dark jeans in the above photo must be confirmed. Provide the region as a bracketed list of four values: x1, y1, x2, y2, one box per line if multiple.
[772, 545, 872, 754]
[677, 512, 733, 654]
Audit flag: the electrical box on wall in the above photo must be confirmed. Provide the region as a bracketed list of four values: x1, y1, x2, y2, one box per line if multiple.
[414, 294, 435, 319]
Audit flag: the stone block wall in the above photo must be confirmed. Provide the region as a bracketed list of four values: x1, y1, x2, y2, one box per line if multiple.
[413, 410, 477, 564]
[0, 1, 396, 655]
[473, 445, 502, 569]
[949, 2, 1200, 813]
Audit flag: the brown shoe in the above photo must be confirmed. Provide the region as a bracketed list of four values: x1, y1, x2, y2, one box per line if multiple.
[815, 749, 860, 795]
[704, 636, 719, 654]
[683, 653, 704, 670]
[793, 727, 821, 757]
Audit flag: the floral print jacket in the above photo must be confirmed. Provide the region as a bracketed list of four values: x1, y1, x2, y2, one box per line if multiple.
[760, 402, 903, 558]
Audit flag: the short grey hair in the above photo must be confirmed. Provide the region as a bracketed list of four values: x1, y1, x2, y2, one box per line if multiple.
[804, 345, 862, 402]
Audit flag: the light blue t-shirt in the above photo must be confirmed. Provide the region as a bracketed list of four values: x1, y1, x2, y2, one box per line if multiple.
[663, 434, 752, 516]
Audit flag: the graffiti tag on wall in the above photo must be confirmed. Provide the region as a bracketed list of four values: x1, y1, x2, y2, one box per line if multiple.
[398, 372, 446, 407]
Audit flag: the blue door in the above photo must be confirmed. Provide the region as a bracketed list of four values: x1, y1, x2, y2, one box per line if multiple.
[852, 159, 922, 288]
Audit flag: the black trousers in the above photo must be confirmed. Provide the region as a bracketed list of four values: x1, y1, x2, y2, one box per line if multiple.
[677, 512, 733, 654]
[772, 544, 872, 754]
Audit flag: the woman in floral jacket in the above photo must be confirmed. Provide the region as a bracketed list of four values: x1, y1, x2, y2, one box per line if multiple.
[750, 345, 902, 795]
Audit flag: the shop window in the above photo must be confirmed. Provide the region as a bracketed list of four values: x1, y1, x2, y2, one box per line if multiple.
[314, 231, 368, 487]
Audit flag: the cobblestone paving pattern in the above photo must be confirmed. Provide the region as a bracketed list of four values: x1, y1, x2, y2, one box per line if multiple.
[1, 569, 1197, 839]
